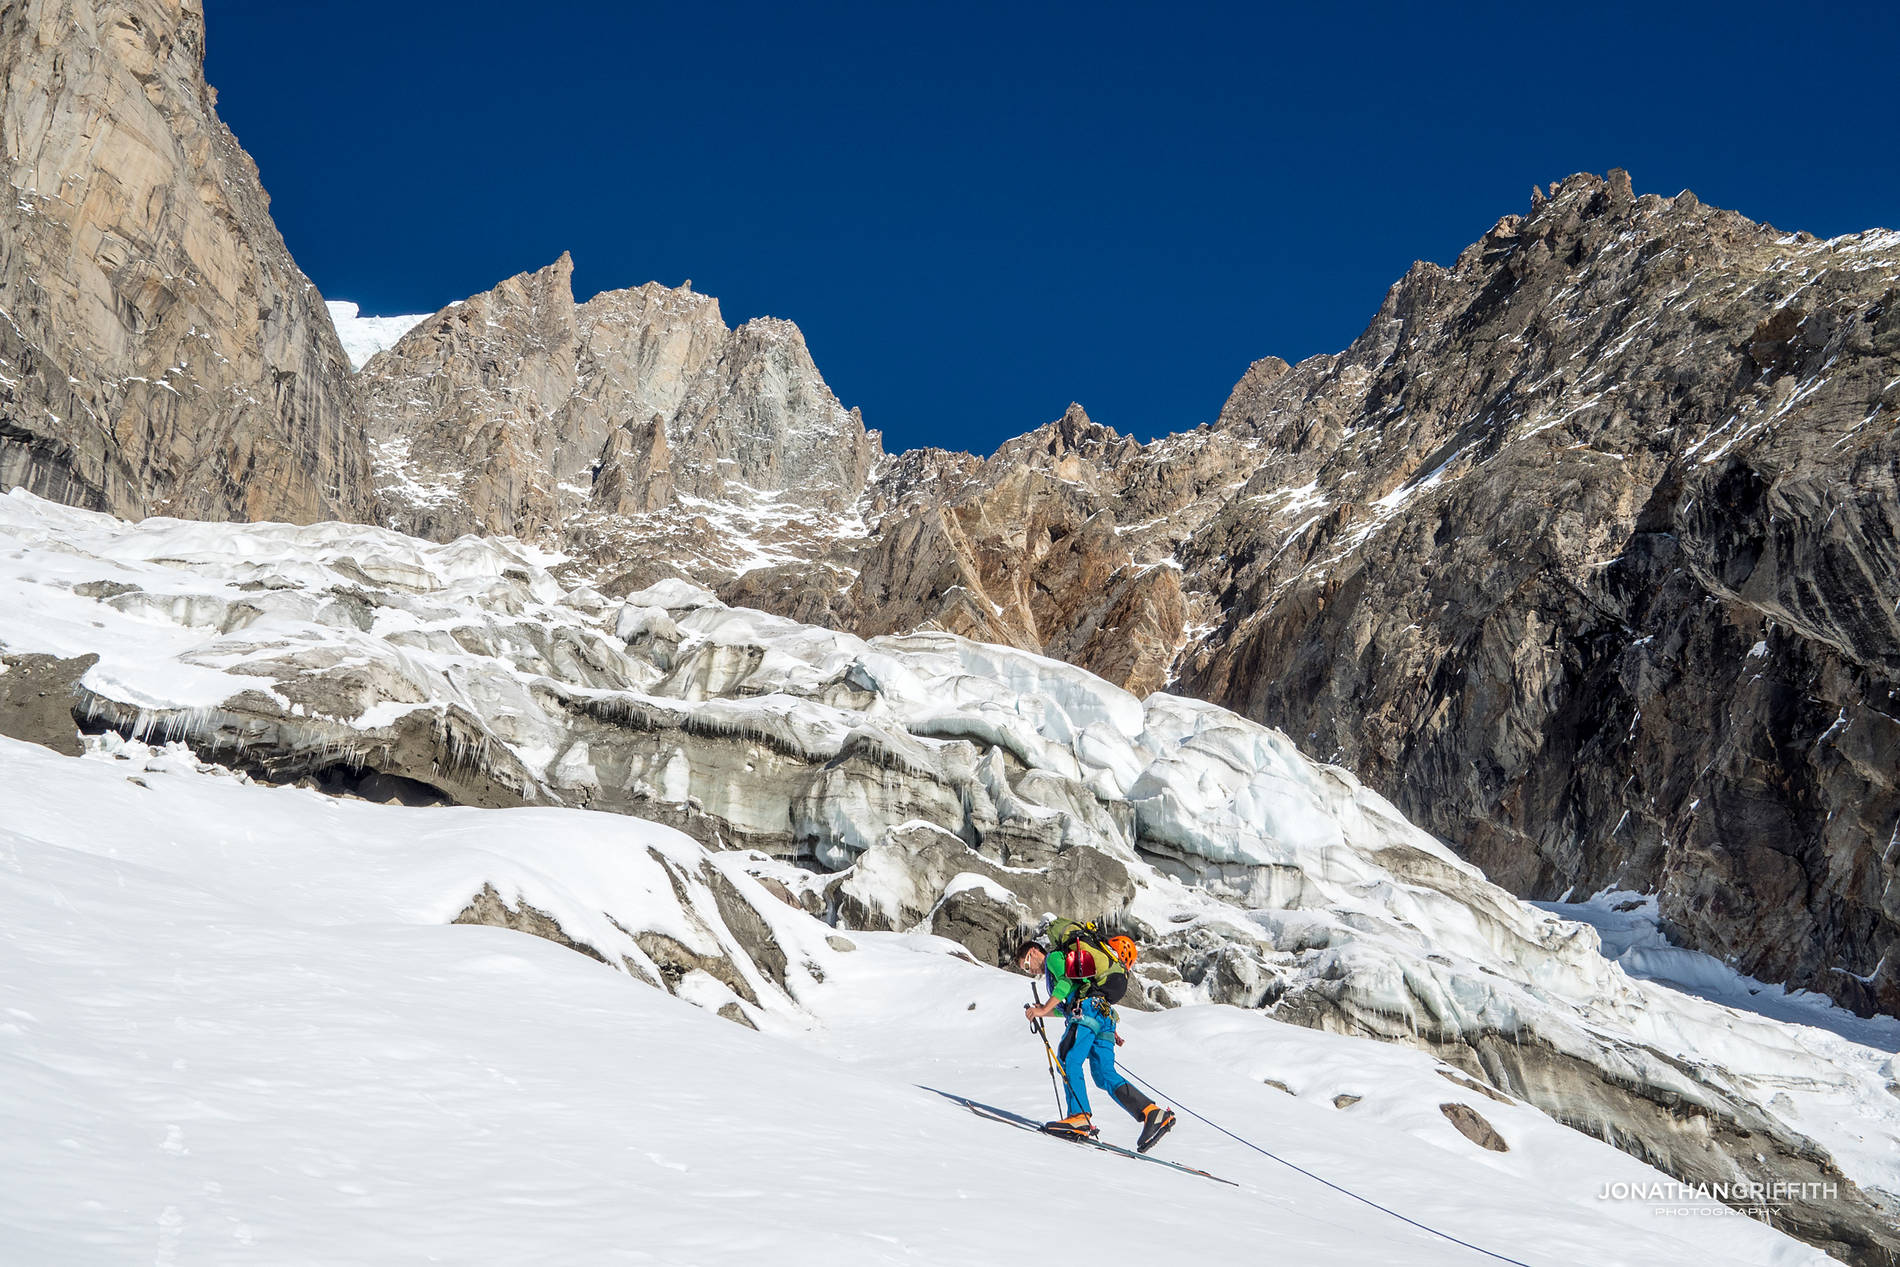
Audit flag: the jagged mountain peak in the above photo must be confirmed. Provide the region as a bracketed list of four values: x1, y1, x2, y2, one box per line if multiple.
[583, 276, 724, 328]
[987, 401, 1137, 469]
[355, 256, 880, 546]
[1172, 171, 1900, 1021]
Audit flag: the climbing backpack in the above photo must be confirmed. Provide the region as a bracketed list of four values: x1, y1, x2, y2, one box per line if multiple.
[1047, 917, 1130, 1006]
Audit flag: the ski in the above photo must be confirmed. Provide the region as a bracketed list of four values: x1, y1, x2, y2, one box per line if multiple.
[924, 1088, 1239, 1187]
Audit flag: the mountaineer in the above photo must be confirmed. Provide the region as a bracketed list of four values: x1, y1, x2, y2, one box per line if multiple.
[1018, 919, 1176, 1152]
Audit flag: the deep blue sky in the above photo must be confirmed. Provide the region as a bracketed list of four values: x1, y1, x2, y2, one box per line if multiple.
[206, 1, 1897, 456]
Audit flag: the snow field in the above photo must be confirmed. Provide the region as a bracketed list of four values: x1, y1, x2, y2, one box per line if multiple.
[2, 487, 1899, 1229]
[0, 736, 1832, 1265]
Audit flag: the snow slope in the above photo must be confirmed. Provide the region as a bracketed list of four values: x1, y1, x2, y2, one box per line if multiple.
[1536, 890, 1900, 1053]
[0, 735, 1831, 1265]
[1, 487, 1897, 1255]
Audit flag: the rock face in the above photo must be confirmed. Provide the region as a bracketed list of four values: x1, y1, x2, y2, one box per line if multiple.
[731, 175, 1900, 1023]
[0, 651, 95, 754]
[806, 406, 1220, 699]
[0, 0, 365, 522]
[1171, 173, 1900, 1018]
[722, 403, 1268, 700]
[359, 256, 881, 563]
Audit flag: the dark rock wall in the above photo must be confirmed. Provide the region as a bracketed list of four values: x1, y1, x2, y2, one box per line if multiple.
[1177, 172, 1900, 1015]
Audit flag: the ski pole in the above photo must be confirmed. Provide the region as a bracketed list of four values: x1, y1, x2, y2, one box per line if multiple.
[1030, 985, 1072, 1117]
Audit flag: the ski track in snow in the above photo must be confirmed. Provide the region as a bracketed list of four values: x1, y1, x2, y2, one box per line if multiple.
[0, 736, 1833, 1265]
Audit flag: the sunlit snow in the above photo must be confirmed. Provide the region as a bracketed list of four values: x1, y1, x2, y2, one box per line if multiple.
[0, 736, 1833, 1265]
[325, 301, 429, 371]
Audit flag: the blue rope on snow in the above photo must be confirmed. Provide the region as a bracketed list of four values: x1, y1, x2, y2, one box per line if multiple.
[1117, 1063, 1537, 1267]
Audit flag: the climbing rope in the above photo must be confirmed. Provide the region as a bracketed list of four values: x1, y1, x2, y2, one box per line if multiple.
[1116, 1063, 1537, 1267]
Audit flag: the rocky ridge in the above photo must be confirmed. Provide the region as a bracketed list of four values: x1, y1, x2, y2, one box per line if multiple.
[380, 175, 1898, 1026]
[0, 0, 366, 523]
[1172, 174, 1900, 1019]
[359, 253, 881, 574]
[337, 170, 1900, 1027]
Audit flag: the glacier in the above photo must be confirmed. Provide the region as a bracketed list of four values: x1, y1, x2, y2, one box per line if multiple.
[0, 487, 1896, 1258]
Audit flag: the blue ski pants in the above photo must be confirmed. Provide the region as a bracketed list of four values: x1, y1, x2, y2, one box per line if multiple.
[1055, 996, 1127, 1117]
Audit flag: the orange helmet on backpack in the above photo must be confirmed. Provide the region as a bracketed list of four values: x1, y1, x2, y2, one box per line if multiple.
[1106, 935, 1138, 968]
